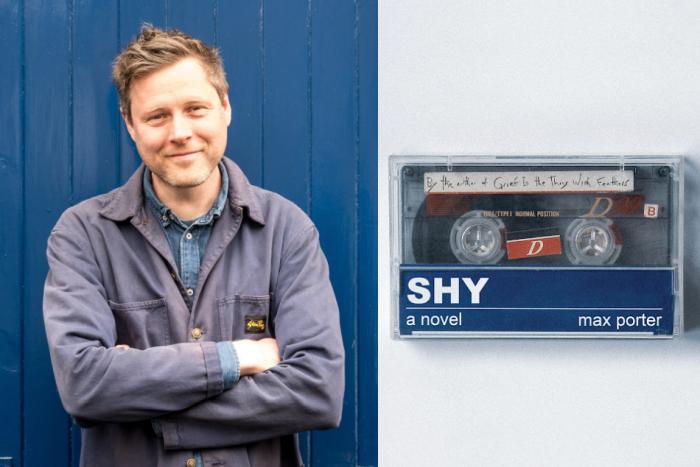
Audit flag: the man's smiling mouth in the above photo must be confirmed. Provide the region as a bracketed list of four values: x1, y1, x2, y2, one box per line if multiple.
[168, 150, 202, 158]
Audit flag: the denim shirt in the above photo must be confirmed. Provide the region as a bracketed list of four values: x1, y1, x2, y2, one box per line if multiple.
[142, 161, 229, 298]
[143, 163, 237, 462]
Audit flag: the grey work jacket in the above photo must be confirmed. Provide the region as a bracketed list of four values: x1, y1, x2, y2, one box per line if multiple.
[43, 158, 344, 467]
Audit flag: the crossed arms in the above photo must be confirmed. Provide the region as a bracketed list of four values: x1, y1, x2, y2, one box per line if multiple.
[43, 212, 344, 449]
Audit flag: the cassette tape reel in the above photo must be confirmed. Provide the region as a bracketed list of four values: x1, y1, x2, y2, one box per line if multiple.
[449, 210, 506, 264]
[564, 217, 621, 265]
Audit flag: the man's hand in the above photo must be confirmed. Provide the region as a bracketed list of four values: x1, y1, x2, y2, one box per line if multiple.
[232, 338, 280, 376]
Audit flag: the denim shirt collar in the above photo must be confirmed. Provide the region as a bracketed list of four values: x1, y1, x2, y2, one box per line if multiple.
[143, 161, 229, 228]
[99, 157, 265, 226]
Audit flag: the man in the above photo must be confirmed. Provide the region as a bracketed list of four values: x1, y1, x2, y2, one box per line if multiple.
[43, 25, 344, 467]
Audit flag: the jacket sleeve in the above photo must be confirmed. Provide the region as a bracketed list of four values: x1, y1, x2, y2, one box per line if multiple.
[43, 212, 228, 424]
[157, 225, 345, 450]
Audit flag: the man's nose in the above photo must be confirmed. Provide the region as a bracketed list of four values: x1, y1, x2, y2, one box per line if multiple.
[169, 113, 192, 142]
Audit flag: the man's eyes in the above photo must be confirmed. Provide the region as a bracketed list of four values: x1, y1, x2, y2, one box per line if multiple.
[187, 105, 208, 114]
[147, 113, 166, 122]
[144, 106, 208, 122]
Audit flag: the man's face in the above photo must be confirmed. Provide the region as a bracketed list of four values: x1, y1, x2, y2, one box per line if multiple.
[124, 57, 231, 189]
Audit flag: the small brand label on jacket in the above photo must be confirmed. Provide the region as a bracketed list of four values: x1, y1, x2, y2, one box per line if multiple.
[245, 316, 267, 333]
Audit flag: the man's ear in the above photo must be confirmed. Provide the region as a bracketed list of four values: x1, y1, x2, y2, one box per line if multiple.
[121, 108, 136, 140]
[222, 94, 232, 127]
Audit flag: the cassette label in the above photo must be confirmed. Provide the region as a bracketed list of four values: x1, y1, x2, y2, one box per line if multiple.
[392, 157, 682, 338]
[506, 235, 561, 259]
[399, 267, 674, 337]
[424, 170, 634, 194]
[644, 204, 659, 218]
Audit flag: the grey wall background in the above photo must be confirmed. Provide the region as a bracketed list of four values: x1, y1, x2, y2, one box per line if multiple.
[379, 1, 700, 465]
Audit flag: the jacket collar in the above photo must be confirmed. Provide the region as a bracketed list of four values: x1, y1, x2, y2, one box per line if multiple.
[99, 157, 266, 226]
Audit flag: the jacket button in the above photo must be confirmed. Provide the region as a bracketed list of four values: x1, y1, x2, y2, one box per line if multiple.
[185, 458, 196, 467]
[191, 328, 203, 340]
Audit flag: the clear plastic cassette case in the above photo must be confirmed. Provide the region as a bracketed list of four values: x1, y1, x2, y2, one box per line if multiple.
[390, 156, 683, 338]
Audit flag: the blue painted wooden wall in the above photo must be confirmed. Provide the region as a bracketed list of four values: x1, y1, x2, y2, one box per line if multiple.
[0, 1, 377, 466]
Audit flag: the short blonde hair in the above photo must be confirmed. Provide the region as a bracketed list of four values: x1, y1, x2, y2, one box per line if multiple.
[112, 24, 228, 122]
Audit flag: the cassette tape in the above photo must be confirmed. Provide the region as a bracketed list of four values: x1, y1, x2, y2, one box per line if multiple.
[391, 156, 683, 338]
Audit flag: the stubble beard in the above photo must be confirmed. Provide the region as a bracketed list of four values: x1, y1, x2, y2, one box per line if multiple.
[153, 162, 217, 189]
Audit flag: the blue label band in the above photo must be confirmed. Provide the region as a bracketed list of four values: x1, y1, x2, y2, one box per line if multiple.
[398, 266, 675, 337]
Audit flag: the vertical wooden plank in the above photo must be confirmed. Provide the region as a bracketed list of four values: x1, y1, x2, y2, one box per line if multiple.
[263, 1, 310, 219]
[0, 0, 23, 464]
[74, 0, 120, 210]
[167, 0, 216, 44]
[310, 0, 358, 465]
[357, 0, 377, 465]
[218, 0, 263, 185]
[118, 0, 167, 183]
[24, 0, 72, 465]
[70, 1, 121, 464]
[263, 3, 313, 461]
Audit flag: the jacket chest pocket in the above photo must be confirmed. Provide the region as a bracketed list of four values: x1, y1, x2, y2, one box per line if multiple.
[108, 298, 171, 349]
[218, 294, 273, 341]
